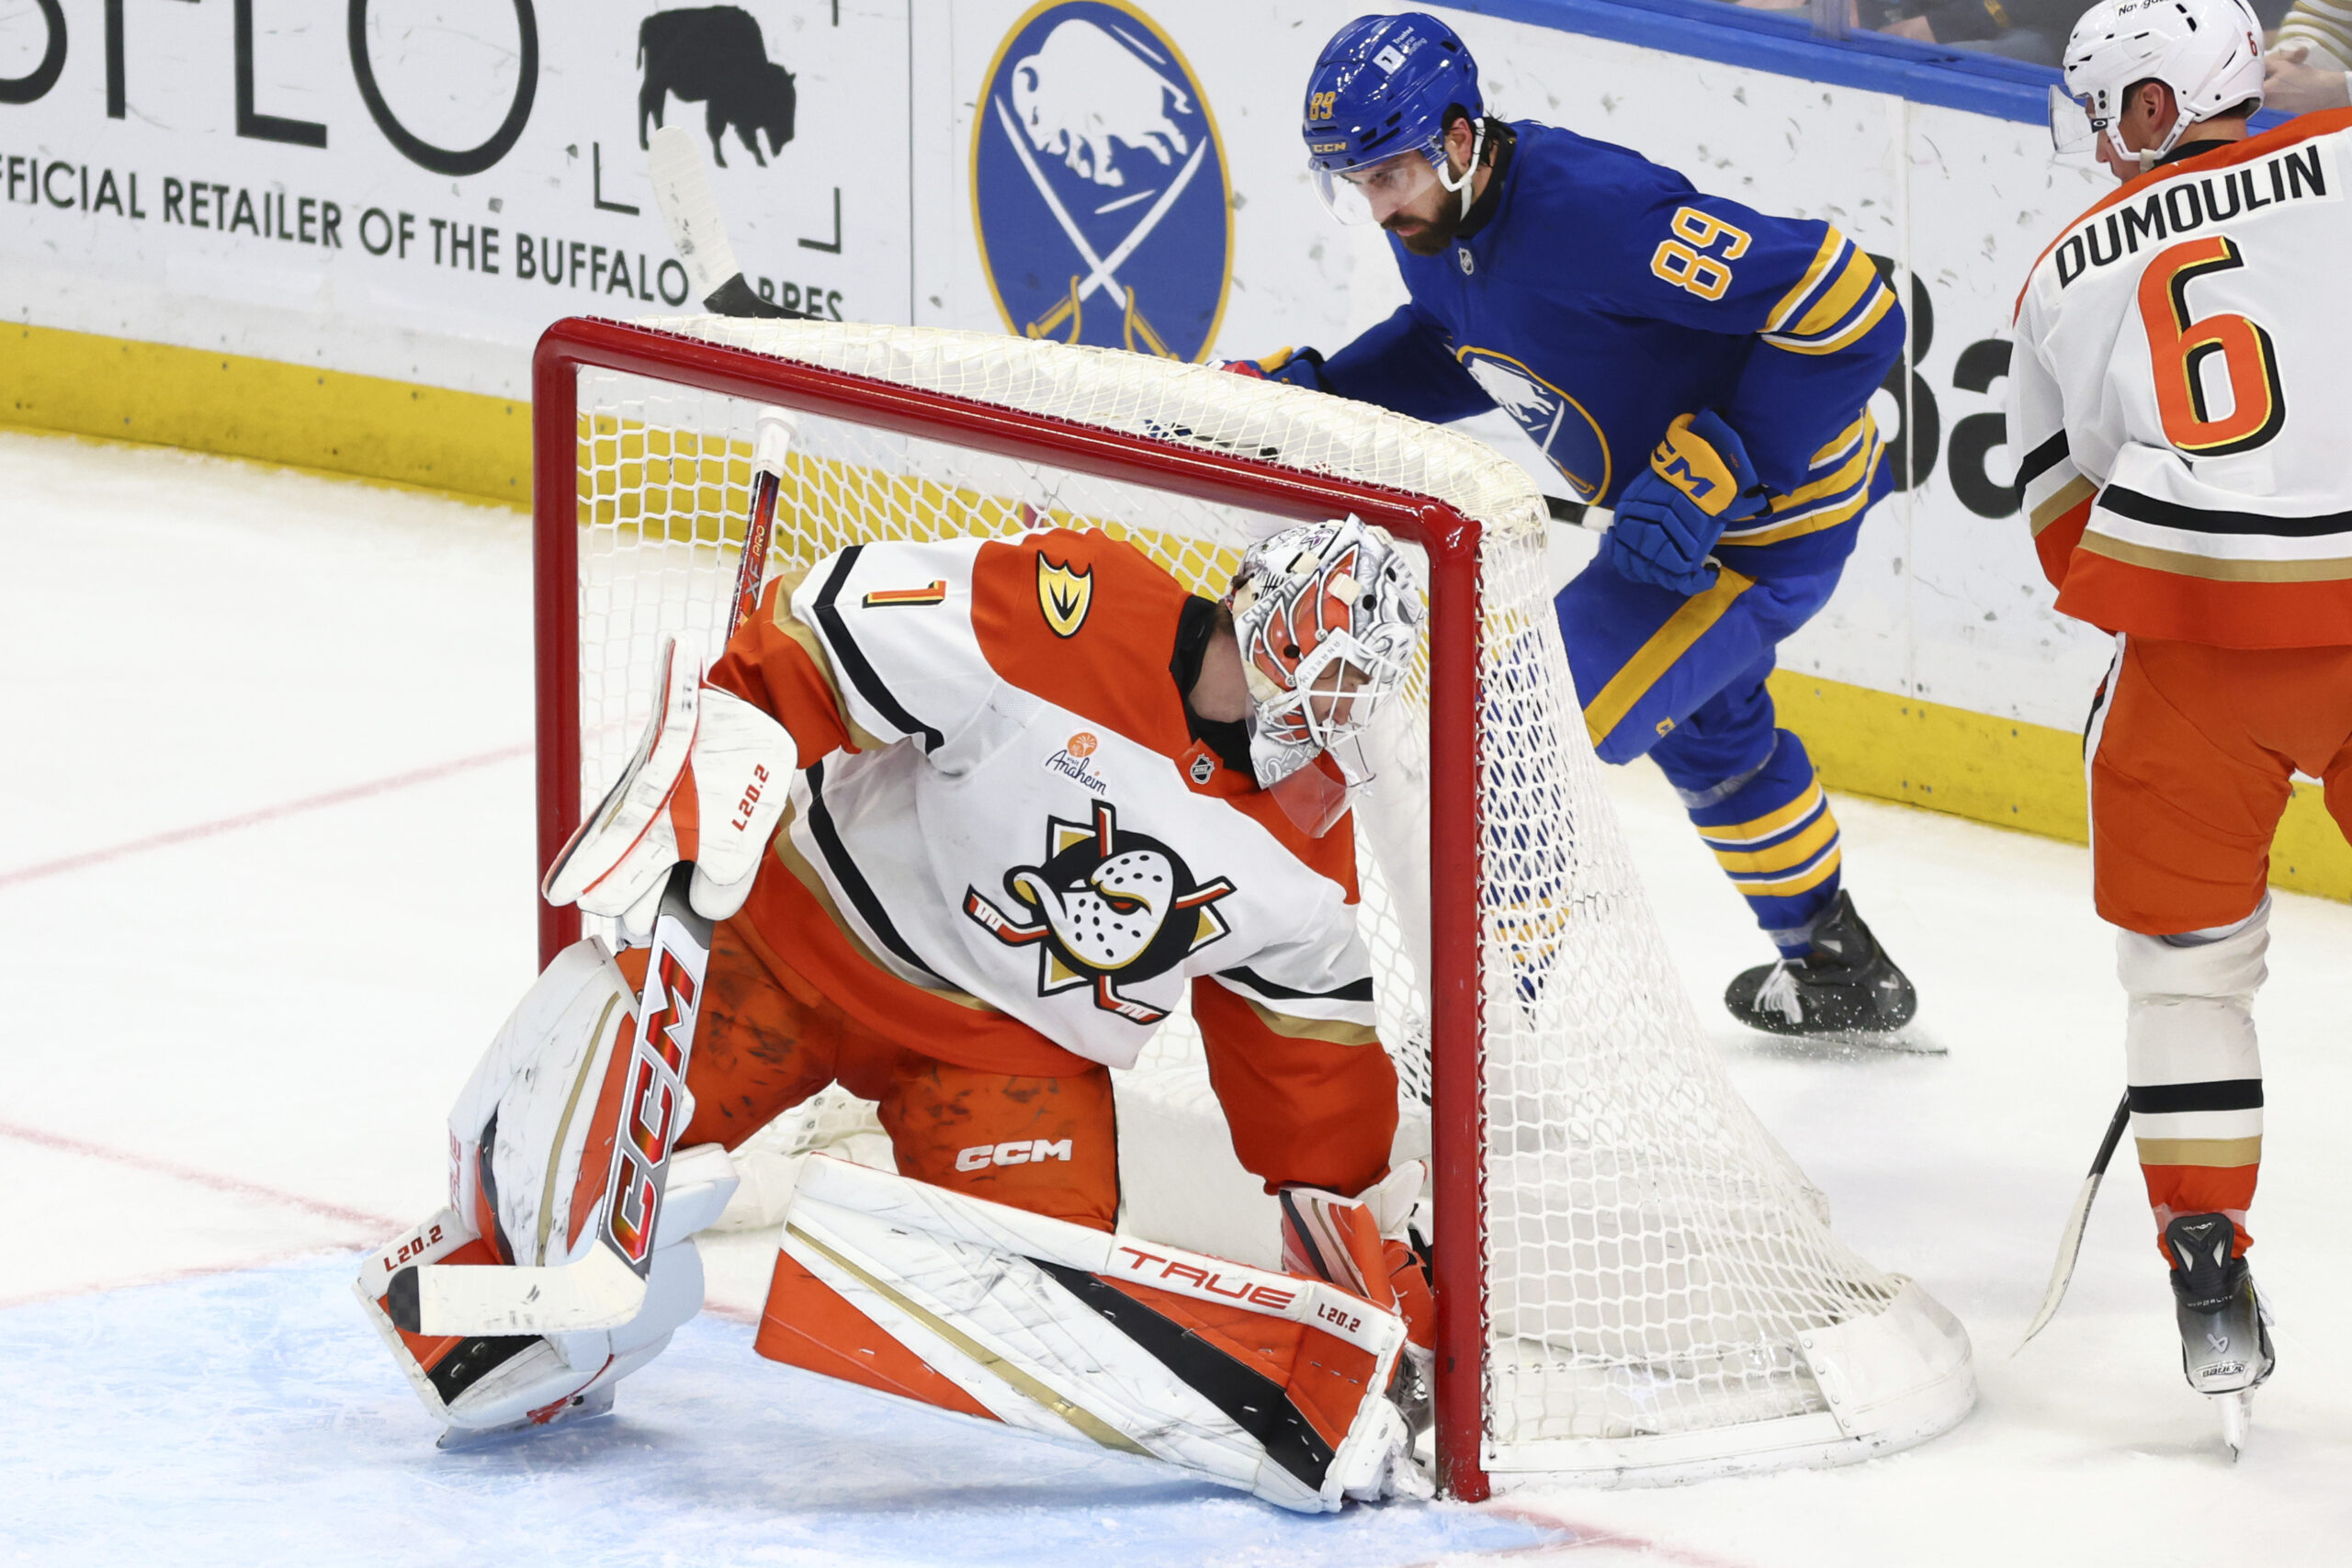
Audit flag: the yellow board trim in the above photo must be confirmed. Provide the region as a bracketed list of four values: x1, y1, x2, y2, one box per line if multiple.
[4, 321, 530, 506]
[1768, 670, 2352, 903]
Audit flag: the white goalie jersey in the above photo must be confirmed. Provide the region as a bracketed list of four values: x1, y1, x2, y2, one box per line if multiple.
[2010, 110, 2352, 648]
[711, 525, 1388, 1075]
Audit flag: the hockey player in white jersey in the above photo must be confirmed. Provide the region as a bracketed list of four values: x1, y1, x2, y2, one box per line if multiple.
[2018, 0, 2352, 1448]
[355, 516, 1439, 1509]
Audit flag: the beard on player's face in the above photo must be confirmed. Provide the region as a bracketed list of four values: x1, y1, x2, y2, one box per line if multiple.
[1384, 195, 1460, 254]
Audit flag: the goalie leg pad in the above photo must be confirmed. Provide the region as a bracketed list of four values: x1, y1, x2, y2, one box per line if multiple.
[760, 1156, 1423, 1511]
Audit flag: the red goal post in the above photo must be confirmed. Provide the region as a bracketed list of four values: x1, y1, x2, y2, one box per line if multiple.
[530, 314, 1974, 1502]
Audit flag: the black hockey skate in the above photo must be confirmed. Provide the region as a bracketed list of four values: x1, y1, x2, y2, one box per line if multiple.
[2165, 1212, 2274, 1456]
[1723, 891, 1917, 1039]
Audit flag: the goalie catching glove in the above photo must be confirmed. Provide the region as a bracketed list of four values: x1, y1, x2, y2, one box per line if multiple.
[1603, 410, 1769, 596]
[541, 636, 795, 939]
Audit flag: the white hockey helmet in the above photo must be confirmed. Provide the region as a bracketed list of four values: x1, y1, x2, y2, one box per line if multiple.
[1226, 515, 1423, 792]
[2052, 0, 2264, 167]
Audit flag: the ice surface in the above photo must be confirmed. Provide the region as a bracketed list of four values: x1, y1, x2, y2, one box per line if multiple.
[4, 431, 2349, 1564]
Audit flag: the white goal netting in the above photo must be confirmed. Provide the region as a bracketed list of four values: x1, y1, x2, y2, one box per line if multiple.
[551, 317, 1973, 1488]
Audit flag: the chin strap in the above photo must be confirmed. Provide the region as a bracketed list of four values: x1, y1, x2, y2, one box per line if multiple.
[1437, 117, 1486, 220]
[2110, 112, 2199, 172]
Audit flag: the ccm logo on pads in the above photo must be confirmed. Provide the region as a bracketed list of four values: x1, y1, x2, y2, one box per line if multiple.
[955, 1138, 1073, 1171]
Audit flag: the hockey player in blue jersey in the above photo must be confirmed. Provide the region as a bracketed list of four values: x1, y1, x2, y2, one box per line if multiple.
[1238, 12, 1917, 1035]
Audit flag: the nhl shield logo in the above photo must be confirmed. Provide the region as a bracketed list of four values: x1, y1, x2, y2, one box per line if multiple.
[962, 800, 1236, 1024]
[1458, 348, 1614, 502]
[1037, 555, 1093, 637]
[973, 1, 1233, 361]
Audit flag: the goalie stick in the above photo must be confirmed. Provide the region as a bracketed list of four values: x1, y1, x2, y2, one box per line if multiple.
[648, 123, 811, 320]
[389, 405, 796, 1338]
[390, 863, 715, 1336]
[2015, 1091, 2132, 1350]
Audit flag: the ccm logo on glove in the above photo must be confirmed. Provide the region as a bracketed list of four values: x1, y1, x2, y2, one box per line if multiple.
[1601, 409, 1769, 596]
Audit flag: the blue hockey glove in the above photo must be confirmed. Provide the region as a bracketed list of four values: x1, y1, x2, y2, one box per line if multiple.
[1603, 411, 1769, 595]
[1216, 346, 1329, 391]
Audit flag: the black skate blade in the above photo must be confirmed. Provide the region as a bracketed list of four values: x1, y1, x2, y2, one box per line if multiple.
[435, 1386, 616, 1450]
[1731, 1023, 1948, 1058]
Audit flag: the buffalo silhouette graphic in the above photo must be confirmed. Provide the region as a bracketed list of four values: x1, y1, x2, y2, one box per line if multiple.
[638, 6, 797, 168]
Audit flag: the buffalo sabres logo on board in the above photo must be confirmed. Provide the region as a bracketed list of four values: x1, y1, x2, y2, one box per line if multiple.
[963, 800, 1235, 1024]
[1457, 347, 1612, 502]
[973, 1, 1233, 362]
[1037, 555, 1093, 637]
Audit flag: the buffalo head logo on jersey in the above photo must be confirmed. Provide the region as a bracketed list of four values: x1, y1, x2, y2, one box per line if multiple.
[1458, 348, 1613, 502]
[972, 1, 1232, 361]
[963, 799, 1235, 1024]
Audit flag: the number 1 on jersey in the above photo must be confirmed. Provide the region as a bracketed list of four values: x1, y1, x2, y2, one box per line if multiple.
[2137, 236, 2287, 458]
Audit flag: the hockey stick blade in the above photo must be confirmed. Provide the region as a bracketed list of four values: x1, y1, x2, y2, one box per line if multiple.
[401, 866, 714, 1337]
[2015, 1091, 2132, 1351]
[390, 1244, 646, 1337]
[647, 123, 806, 319]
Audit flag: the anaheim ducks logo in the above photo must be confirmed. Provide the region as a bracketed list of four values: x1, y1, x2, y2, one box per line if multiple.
[1037, 555, 1092, 637]
[963, 800, 1234, 1024]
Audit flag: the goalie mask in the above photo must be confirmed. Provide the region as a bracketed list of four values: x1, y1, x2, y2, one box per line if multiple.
[1227, 517, 1423, 815]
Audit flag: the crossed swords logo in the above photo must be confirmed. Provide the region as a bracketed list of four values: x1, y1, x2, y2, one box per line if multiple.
[991, 94, 1208, 358]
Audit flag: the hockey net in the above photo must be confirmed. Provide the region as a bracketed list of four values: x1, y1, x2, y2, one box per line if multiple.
[533, 315, 1973, 1496]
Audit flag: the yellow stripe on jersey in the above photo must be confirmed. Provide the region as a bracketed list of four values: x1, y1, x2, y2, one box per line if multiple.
[1769, 424, 1878, 512]
[863, 580, 949, 606]
[1790, 248, 1883, 340]
[1767, 231, 1848, 334]
[1767, 283, 1897, 355]
[1722, 483, 1879, 547]
[1699, 781, 1828, 847]
[1582, 569, 1756, 747]
[1726, 844, 1844, 897]
[1709, 807, 1839, 876]
[1809, 412, 1871, 469]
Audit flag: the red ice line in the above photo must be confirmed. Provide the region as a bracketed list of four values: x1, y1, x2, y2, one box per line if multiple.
[0, 1120, 401, 1235]
[0, 742, 533, 890]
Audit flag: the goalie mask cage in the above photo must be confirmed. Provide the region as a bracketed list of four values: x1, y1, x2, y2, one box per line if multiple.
[531, 315, 1974, 1499]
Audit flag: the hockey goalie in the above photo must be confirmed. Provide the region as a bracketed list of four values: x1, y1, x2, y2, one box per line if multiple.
[354, 515, 1436, 1512]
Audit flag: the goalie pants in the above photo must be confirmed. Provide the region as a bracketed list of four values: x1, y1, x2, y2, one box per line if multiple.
[2086, 634, 2352, 1257]
[618, 920, 1399, 1233]
[1557, 551, 1850, 954]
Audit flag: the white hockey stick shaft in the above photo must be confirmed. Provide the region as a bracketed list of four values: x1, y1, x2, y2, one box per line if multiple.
[2015, 1091, 2132, 1350]
[647, 123, 805, 319]
[391, 863, 715, 1337]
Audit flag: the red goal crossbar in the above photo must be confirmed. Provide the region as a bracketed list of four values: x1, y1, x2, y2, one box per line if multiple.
[529, 316, 1495, 1499]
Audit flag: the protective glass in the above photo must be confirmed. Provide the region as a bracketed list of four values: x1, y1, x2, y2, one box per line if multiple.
[1313, 145, 1443, 226]
[2048, 84, 2101, 156]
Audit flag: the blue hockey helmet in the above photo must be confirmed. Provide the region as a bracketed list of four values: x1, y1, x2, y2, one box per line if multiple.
[1302, 13, 1484, 224]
